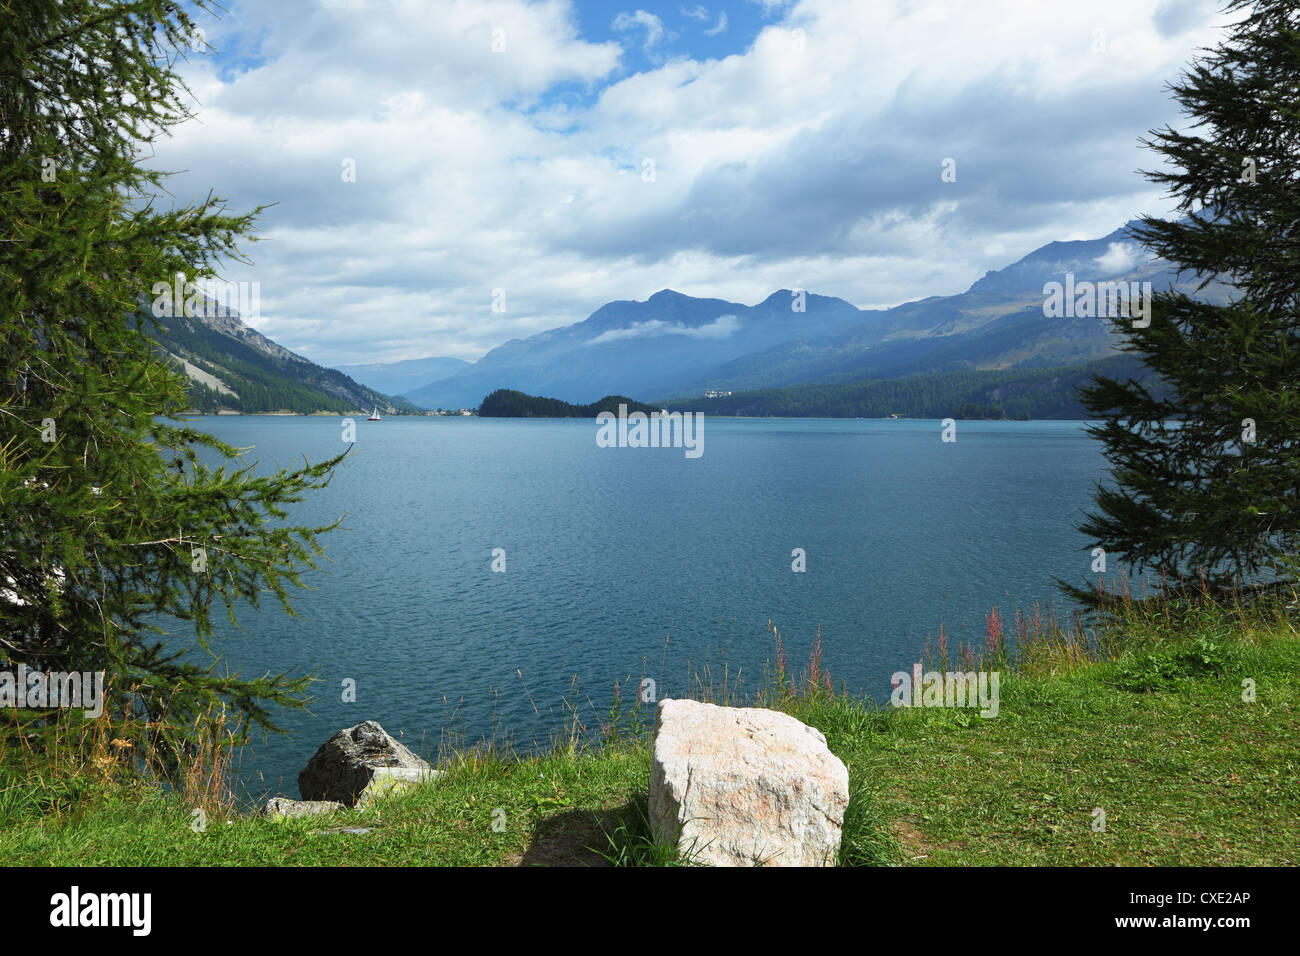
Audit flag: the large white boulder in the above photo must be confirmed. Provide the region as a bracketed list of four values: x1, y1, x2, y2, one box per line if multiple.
[649, 698, 849, 866]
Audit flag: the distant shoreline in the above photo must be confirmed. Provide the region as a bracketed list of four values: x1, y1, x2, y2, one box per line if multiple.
[183, 411, 1090, 423]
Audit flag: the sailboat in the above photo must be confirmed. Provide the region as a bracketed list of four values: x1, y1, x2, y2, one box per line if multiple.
[367, 407, 381, 421]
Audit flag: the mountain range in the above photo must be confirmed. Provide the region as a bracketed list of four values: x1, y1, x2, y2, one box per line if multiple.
[334, 356, 471, 399]
[361, 220, 1225, 410]
[153, 220, 1227, 417]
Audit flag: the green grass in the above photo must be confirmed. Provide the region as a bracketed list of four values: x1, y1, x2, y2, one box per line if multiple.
[1, 601, 1296, 866]
[796, 628, 1299, 865]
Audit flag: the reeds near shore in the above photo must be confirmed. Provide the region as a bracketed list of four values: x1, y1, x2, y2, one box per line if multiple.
[0, 680, 241, 826]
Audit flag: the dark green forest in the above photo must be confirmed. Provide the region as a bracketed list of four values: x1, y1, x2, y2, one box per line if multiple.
[661, 355, 1157, 419]
[477, 389, 666, 417]
[172, 363, 352, 414]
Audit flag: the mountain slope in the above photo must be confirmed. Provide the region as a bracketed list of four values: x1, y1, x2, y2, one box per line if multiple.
[144, 306, 415, 414]
[663, 354, 1157, 420]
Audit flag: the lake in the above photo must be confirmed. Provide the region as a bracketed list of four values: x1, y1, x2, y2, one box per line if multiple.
[181, 416, 1110, 799]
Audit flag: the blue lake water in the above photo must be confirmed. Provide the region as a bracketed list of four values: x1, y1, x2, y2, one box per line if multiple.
[181, 416, 1110, 799]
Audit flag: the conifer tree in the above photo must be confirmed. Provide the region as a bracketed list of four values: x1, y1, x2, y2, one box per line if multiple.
[0, 1, 346, 752]
[1073, 0, 1300, 601]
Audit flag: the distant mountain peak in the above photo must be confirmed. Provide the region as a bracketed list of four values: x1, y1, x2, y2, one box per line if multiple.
[965, 221, 1161, 296]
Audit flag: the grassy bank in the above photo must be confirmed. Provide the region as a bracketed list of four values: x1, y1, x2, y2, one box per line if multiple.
[1, 592, 1296, 866]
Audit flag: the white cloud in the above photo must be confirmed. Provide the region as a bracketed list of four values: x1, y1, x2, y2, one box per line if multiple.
[587, 314, 741, 344]
[612, 9, 671, 54]
[143, 0, 1238, 367]
[679, 3, 727, 32]
[1094, 241, 1143, 275]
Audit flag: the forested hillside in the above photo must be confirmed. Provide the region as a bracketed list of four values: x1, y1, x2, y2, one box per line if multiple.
[143, 311, 415, 414]
[477, 389, 665, 417]
[662, 355, 1158, 419]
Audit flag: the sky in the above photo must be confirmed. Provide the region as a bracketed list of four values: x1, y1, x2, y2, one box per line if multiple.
[150, 0, 1236, 367]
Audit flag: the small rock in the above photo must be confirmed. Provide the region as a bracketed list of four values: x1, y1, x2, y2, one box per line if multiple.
[262, 797, 345, 819]
[311, 826, 373, 836]
[298, 720, 438, 806]
[649, 698, 849, 866]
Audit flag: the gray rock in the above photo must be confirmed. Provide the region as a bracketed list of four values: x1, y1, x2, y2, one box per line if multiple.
[298, 720, 438, 806]
[649, 698, 849, 866]
[262, 797, 345, 818]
